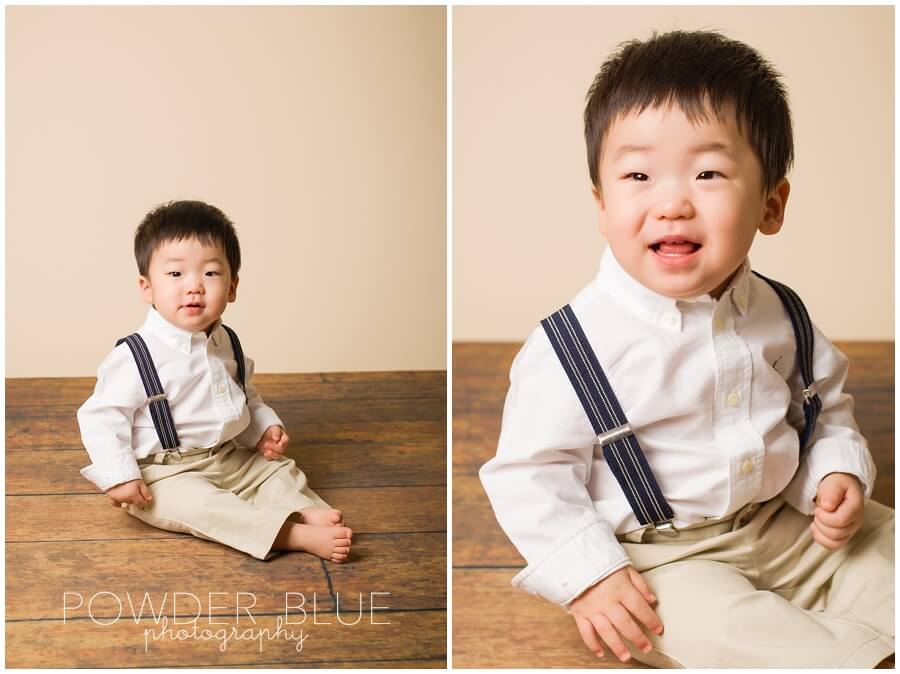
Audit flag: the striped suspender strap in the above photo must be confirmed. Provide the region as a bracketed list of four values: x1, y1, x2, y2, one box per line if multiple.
[115, 333, 180, 450]
[221, 324, 246, 392]
[751, 272, 822, 453]
[541, 305, 677, 534]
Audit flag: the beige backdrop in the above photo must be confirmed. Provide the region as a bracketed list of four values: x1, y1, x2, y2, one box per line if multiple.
[454, 5, 893, 341]
[7, 5, 446, 377]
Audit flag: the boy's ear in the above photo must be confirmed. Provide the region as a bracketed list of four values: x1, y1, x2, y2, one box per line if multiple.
[759, 178, 790, 236]
[138, 276, 153, 305]
[228, 275, 239, 303]
[591, 184, 608, 236]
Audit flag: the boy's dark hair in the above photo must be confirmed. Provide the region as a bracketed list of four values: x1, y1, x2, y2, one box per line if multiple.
[135, 200, 241, 277]
[584, 30, 793, 192]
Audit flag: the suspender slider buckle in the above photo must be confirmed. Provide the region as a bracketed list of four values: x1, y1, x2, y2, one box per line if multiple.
[802, 382, 818, 402]
[594, 423, 633, 449]
[148, 393, 167, 403]
[652, 520, 679, 537]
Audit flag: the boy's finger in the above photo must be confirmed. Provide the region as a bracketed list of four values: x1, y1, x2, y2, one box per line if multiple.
[814, 505, 852, 528]
[626, 566, 657, 605]
[139, 482, 153, 501]
[810, 523, 848, 550]
[816, 483, 847, 512]
[589, 614, 631, 663]
[607, 603, 653, 654]
[623, 594, 664, 636]
[574, 615, 605, 657]
[812, 516, 854, 541]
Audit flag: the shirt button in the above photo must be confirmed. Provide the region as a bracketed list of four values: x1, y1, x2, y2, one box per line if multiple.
[664, 313, 678, 327]
[726, 390, 742, 406]
[715, 317, 726, 330]
[217, 383, 226, 394]
[741, 459, 754, 475]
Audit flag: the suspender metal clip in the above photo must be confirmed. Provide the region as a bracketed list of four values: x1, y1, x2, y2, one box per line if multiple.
[148, 393, 168, 403]
[652, 520, 679, 537]
[593, 423, 633, 450]
[163, 447, 183, 461]
[802, 382, 818, 402]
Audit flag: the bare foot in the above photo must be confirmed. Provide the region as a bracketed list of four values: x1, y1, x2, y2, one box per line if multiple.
[275, 522, 352, 563]
[299, 507, 345, 527]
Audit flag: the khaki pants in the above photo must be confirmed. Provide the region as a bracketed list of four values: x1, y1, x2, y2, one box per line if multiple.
[616, 496, 894, 668]
[123, 440, 328, 560]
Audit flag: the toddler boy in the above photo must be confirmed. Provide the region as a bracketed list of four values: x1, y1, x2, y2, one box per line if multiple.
[480, 31, 894, 667]
[78, 200, 352, 563]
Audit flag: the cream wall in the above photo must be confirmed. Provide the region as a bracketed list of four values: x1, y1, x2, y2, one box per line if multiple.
[454, 5, 893, 341]
[7, 5, 446, 377]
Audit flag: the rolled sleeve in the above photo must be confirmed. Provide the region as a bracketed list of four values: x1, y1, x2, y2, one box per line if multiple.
[80, 452, 143, 492]
[512, 514, 631, 606]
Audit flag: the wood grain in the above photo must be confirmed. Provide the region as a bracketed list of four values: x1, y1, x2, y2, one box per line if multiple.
[6, 486, 445, 543]
[5, 371, 446, 668]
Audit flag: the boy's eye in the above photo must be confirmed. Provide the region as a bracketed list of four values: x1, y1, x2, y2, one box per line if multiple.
[625, 172, 649, 182]
[205, 271, 221, 277]
[167, 271, 181, 277]
[697, 171, 723, 180]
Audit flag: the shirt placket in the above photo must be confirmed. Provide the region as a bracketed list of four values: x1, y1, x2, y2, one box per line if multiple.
[711, 299, 763, 509]
[204, 335, 241, 437]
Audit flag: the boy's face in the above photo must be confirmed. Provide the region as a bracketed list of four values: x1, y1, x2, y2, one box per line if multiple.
[593, 103, 790, 299]
[138, 237, 238, 334]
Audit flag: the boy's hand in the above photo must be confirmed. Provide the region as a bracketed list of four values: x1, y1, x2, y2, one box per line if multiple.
[106, 478, 153, 508]
[812, 472, 864, 550]
[256, 425, 289, 460]
[569, 565, 663, 662]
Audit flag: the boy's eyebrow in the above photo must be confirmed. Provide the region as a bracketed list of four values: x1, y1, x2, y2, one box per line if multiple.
[612, 141, 734, 160]
[161, 257, 225, 264]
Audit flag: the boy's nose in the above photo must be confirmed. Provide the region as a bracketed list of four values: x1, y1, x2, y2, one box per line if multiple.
[653, 182, 695, 220]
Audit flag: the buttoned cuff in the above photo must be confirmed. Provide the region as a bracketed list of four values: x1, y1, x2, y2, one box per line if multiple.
[80, 452, 143, 492]
[511, 514, 631, 606]
[781, 440, 876, 515]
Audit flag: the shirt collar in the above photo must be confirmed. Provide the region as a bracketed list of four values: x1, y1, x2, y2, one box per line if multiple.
[595, 248, 752, 331]
[142, 308, 223, 353]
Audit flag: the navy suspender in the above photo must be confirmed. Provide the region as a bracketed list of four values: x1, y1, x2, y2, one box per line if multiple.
[115, 334, 180, 450]
[542, 305, 677, 534]
[220, 325, 246, 393]
[751, 272, 822, 452]
[542, 274, 822, 533]
[115, 325, 247, 449]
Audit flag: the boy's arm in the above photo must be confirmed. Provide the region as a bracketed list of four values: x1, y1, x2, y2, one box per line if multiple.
[234, 353, 284, 447]
[77, 347, 146, 491]
[480, 328, 632, 607]
[780, 323, 877, 514]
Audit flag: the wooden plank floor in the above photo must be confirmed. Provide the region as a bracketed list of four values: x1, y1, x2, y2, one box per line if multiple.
[452, 342, 894, 669]
[6, 371, 447, 668]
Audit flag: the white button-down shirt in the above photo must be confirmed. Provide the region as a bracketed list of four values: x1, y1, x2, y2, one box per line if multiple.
[78, 308, 283, 491]
[480, 248, 876, 606]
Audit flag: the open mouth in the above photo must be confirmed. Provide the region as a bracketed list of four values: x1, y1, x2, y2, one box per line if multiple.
[182, 303, 205, 309]
[650, 238, 702, 256]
